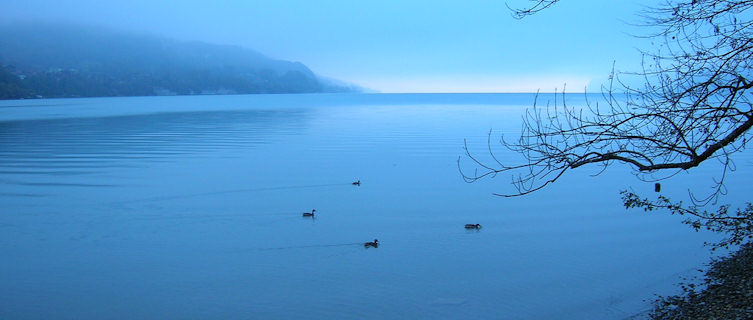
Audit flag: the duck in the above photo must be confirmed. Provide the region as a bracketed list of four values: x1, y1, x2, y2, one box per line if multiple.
[364, 239, 379, 248]
[302, 209, 316, 217]
[465, 223, 482, 229]
[352, 180, 361, 186]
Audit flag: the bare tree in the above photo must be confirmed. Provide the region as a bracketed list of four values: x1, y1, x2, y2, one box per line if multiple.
[460, 0, 753, 247]
[507, 0, 561, 19]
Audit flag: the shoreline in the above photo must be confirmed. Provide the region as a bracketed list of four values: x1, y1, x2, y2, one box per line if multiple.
[650, 243, 753, 319]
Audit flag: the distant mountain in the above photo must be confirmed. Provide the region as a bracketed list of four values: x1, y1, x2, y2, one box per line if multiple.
[0, 24, 359, 99]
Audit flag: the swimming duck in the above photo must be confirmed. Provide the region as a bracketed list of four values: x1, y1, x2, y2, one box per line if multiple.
[352, 180, 361, 186]
[465, 224, 482, 229]
[302, 209, 316, 217]
[364, 239, 379, 248]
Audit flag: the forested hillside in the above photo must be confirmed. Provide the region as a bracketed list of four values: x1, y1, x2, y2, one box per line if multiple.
[0, 24, 358, 99]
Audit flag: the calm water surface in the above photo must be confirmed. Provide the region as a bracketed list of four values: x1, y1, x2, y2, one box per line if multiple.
[1, 93, 749, 319]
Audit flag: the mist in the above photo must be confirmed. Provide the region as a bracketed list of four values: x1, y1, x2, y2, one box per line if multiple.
[0, 23, 363, 98]
[0, 0, 652, 93]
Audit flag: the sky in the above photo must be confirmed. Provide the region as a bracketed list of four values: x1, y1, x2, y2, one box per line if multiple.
[0, 0, 654, 93]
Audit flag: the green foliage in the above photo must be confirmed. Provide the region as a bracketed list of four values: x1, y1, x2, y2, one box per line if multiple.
[504, 1, 753, 317]
[622, 191, 753, 250]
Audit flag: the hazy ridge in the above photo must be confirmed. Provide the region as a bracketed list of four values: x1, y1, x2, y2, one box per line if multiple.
[0, 24, 360, 99]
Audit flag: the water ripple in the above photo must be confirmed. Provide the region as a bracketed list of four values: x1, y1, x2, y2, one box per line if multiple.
[0, 108, 311, 190]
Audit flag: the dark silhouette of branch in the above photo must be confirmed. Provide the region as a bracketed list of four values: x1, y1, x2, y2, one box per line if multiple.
[460, 1, 753, 205]
[622, 191, 753, 248]
[507, 0, 561, 19]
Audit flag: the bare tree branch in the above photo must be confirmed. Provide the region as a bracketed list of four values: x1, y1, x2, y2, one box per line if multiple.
[461, 0, 753, 207]
[507, 0, 561, 19]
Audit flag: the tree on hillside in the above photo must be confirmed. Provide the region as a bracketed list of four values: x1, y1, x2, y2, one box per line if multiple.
[0, 65, 31, 99]
[460, 0, 753, 248]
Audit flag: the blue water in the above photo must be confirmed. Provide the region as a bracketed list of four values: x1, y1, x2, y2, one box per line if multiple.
[0, 93, 747, 319]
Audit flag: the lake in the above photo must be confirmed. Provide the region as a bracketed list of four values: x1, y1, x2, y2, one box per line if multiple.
[0, 93, 748, 319]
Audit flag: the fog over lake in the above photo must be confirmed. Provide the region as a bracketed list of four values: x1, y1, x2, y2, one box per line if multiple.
[1, 93, 748, 319]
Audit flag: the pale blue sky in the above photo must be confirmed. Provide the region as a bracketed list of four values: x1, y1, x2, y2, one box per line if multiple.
[1, 0, 654, 92]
